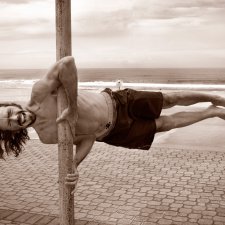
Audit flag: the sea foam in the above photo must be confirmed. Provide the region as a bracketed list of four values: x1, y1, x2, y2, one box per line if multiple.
[0, 79, 225, 91]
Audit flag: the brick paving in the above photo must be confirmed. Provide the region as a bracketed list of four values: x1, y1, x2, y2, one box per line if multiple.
[0, 140, 225, 225]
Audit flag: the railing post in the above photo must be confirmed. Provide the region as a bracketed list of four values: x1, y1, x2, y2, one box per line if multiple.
[55, 0, 75, 224]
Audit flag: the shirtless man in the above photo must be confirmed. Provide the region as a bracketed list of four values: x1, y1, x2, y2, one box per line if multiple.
[1, 56, 225, 191]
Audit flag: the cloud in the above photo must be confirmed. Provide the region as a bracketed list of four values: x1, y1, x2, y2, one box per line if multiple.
[0, 0, 42, 4]
[171, 0, 225, 8]
[71, 0, 225, 37]
[0, 0, 225, 68]
[0, 17, 54, 40]
[0, 0, 54, 40]
[137, 0, 225, 9]
[132, 0, 225, 20]
[73, 9, 132, 36]
[1, 0, 225, 39]
[0, 18, 49, 29]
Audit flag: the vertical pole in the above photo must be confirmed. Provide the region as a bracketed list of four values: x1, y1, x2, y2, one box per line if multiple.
[55, 1, 75, 225]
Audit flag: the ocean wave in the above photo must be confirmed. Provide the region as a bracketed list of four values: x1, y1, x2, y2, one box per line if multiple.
[0, 79, 225, 90]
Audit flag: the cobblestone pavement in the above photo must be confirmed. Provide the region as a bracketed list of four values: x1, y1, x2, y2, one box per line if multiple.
[0, 140, 225, 225]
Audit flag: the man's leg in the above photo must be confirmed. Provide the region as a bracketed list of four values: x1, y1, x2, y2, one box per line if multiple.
[162, 92, 225, 109]
[155, 105, 225, 132]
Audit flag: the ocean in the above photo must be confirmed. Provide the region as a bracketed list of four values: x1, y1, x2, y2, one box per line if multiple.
[1, 68, 225, 83]
[0, 68, 225, 98]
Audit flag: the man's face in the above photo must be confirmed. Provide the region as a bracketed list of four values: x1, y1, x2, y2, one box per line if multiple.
[0, 105, 36, 131]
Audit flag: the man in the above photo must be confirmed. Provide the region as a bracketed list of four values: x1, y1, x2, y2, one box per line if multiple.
[1, 56, 225, 191]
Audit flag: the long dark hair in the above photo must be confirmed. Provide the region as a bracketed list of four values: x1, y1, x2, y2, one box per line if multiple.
[0, 103, 30, 159]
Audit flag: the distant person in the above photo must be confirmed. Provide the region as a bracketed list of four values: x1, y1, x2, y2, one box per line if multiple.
[1, 56, 225, 191]
[116, 79, 123, 90]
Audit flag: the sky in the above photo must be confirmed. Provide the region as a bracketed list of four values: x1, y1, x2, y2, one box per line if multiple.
[0, 0, 225, 68]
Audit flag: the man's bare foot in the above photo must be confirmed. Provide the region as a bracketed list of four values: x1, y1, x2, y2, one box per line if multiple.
[208, 105, 225, 120]
[211, 96, 225, 107]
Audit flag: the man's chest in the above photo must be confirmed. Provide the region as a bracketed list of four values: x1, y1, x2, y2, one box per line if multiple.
[31, 95, 58, 143]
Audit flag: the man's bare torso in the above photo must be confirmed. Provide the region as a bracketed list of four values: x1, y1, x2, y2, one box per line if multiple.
[27, 90, 109, 144]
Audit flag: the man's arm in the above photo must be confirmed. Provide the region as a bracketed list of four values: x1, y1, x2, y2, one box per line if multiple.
[29, 56, 77, 112]
[65, 135, 96, 194]
[28, 56, 77, 136]
[74, 134, 96, 166]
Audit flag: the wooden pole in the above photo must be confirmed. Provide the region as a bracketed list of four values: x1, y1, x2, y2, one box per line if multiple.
[55, 0, 75, 225]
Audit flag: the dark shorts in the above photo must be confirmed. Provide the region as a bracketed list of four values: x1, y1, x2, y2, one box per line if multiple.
[99, 88, 163, 150]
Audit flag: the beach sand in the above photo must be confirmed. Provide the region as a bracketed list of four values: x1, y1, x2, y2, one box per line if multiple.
[0, 88, 31, 102]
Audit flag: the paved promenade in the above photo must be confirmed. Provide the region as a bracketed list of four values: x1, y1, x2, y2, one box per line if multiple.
[0, 140, 225, 225]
